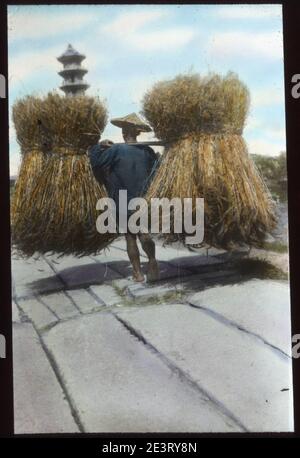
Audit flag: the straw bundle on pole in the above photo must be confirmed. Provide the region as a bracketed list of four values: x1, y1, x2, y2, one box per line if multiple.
[11, 95, 51, 236]
[142, 72, 276, 248]
[11, 92, 115, 257]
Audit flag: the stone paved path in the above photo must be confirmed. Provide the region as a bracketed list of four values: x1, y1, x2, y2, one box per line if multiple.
[12, 238, 294, 433]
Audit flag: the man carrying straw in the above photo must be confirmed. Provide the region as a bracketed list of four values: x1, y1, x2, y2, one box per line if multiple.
[89, 113, 160, 283]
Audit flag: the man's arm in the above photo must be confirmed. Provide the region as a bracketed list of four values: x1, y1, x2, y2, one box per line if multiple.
[146, 147, 160, 175]
[139, 147, 160, 196]
[88, 143, 118, 187]
[88, 143, 117, 170]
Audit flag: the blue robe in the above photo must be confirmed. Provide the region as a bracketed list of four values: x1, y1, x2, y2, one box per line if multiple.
[88, 143, 158, 222]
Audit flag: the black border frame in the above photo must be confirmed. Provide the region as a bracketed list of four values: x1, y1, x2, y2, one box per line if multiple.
[1, 0, 299, 444]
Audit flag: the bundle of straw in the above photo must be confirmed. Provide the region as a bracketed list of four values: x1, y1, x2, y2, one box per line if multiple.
[11, 95, 51, 240]
[12, 92, 115, 257]
[142, 72, 276, 248]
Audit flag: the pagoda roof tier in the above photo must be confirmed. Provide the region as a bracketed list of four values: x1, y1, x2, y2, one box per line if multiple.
[60, 81, 90, 92]
[57, 44, 86, 63]
[58, 67, 88, 78]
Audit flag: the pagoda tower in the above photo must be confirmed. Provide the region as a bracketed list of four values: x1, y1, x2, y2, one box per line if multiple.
[57, 44, 89, 96]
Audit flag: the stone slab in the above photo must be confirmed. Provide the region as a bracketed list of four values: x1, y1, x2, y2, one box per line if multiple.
[180, 270, 239, 292]
[109, 260, 192, 282]
[58, 262, 121, 289]
[116, 304, 294, 432]
[104, 261, 135, 278]
[18, 297, 58, 331]
[13, 323, 79, 434]
[12, 257, 63, 299]
[12, 300, 21, 323]
[44, 313, 241, 432]
[112, 278, 136, 292]
[41, 292, 80, 320]
[191, 246, 227, 257]
[152, 245, 199, 262]
[111, 238, 153, 260]
[168, 254, 226, 271]
[108, 238, 203, 263]
[89, 284, 123, 307]
[188, 279, 292, 356]
[156, 262, 193, 281]
[91, 246, 132, 264]
[44, 254, 96, 271]
[110, 237, 127, 251]
[68, 289, 104, 314]
[126, 283, 183, 300]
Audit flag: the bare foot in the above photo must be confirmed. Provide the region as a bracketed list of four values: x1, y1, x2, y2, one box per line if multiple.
[147, 259, 160, 282]
[132, 271, 145, 282]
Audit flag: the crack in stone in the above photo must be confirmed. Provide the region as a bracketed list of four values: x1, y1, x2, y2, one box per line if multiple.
[187, 301, 291, 361]
[85, 287, 106, 306]
[35, 294, 61, 321]
[29, 321, 85, 433]
[113, 312, 248, 432]
[63, 290, 84, 315]
[13, 297, 30, 323]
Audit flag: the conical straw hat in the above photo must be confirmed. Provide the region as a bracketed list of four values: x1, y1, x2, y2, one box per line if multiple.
[110, 112, 152, 132]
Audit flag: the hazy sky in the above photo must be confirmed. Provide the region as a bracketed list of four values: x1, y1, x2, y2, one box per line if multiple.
[8, 4, 285, 176]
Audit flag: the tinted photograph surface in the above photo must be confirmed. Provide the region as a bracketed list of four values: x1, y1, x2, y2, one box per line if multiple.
[7, 4, 294, 434]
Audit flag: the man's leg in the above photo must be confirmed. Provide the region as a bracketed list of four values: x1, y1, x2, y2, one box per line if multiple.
[138, 233, 159, 282]
[125, 233, 145, 282]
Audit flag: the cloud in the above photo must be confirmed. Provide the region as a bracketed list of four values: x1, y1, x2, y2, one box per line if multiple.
[269, 128, 286, 142]
[9, 124, 20, 176]
[8, 43, 110, 94]
[87, 75, 158, 111]
[8, 43, 109, 93]
[245, 113, 286, 143]
[9, 46, 61, 83]
[131, 28, 197, 52]
[126, 77, 157, 104]
[215, 5, 282, 20]
[247, 138, 285, 157]
[84, 50, 111, 73]
[244, 116, 262, 133]
[103, 10, 166, 35]
[9, 124, 17, 142]
[102, 10, 197, 52]
[8, 9, 96, 41]
[209, 31, 283, 60]
[252, 87, 285, 108]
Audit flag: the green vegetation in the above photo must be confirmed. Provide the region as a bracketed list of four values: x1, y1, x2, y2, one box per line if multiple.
[261, 240, 288, 253]
[252, 152, 287, 202]
[111, 281, 184, 308]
